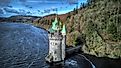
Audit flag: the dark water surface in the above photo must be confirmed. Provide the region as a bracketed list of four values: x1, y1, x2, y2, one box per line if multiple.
[0, 23, 121, 68]
[83, 54, 121, 68]
[0, 23, 49, 68]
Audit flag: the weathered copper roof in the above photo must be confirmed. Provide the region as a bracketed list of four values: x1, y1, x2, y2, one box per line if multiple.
[49, 16, 66, 34]
[61, 24, 66, 35]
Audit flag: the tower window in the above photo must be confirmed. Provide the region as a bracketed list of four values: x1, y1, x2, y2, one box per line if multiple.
[54, 51, 57, 54]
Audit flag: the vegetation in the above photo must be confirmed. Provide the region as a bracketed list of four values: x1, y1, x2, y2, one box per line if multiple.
[77, 0, 121, 58]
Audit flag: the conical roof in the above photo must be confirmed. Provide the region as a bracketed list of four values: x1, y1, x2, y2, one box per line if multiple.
[52, 17, 58, 30]
[49, 16, 66, 34]
[61, 24, 66, 35]
[49, 17, 58, 33]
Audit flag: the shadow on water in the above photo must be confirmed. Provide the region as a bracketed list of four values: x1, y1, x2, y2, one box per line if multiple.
[82, 53, 121, 68]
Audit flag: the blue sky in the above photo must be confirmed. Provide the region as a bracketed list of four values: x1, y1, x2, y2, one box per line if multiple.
[0, 0, 87, 17]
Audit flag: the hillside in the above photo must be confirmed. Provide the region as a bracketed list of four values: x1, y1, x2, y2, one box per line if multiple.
[70, 0, 121, 58]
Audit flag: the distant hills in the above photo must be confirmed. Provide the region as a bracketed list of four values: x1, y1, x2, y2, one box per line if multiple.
[0, 15, 41, 23]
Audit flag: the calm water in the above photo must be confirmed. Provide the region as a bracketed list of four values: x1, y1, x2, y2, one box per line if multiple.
[0, 23, 121, 68]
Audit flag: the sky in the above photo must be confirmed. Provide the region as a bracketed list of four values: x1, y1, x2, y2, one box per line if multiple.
[0, 0, 87, 17]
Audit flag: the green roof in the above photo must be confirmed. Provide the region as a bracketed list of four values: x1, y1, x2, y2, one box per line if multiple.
[49, 16, 66, 35]
[59, 21, 62, 26]
[51, 17, 58, 30]
[61, 24, 66, 35]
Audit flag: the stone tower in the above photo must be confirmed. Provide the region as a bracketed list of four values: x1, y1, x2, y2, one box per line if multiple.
[61, 24, 66, 61]
[45, 16, 66, 63]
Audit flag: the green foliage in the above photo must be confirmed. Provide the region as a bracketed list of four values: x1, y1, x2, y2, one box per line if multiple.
[73, 8, 78, 14]
[80, 0, 121, 58]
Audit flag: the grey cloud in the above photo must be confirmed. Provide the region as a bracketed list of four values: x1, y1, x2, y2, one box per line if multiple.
[19, 9, 30, 14]
[38, 10, 40, 12]
[3, 8, 28, 15]
[25, 5, 32, 9]
[19, 9, 25, 12]
[68, 0, 78, 4]
[45, 0, 78, 4]
[7, 5, 13, 8]
[44, 9, 50, 13]
[40, 8, 58, 14]
[0, 0, 11, 7]
[4, 8, 19, 14]
[51, 8, 57, 11]
[0, 9, 4, 14]
[41, 12, 44, 14]
[27, 11, 32, 14]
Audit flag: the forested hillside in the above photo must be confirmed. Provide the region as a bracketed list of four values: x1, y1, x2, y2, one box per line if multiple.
[69, 0, 121, 58]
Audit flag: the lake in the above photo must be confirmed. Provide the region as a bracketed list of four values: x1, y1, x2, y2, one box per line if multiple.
[0, 23, 121, 68]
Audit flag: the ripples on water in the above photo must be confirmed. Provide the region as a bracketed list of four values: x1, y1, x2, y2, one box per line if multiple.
[0, 23, 121, 68]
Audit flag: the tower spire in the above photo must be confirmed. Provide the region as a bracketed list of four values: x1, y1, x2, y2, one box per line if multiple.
[61, 24, 66, 35]
[49, 15, 58, 33]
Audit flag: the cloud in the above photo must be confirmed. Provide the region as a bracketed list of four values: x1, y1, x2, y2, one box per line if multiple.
[38, 10, 40, 12]
[19, 9, 25, 12]
[19, 0, 28, 7]
[51, 8, 57, 11]
[19, 0, 26, 2]
[0, 8, 4, 14]
[7, 5, 13, 8]
[27, 11, 32, 14]
[44, 0, 78, 4]
[4, 8, 19, 14]
[18, 0, 78, 4]
[0, 0, 11, 7]
[25, 5, 33, 9]
[41, 12, 44, 15]
[3, 8, 29, 15]
[68, 0, 78, 3]
[44, 9, 51, 13]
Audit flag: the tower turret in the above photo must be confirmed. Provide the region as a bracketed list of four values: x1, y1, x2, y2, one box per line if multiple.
[61, 24, 66, 35]
[46, 16, 66, 63]
[61, 24, 66, 60]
